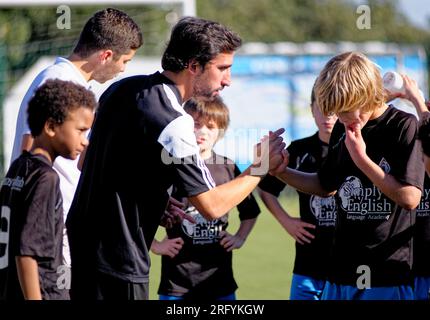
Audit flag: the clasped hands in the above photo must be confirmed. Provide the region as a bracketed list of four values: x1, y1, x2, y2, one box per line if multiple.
[252, 128, 289, 176]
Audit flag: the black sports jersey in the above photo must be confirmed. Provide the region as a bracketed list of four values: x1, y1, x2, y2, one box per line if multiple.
[158, 152, 260, 299]
[413, 174, 430, 276]
[66, 72, 215, 297]
[0, 152, 68, 300]
[259, 133, 336, 280]
[318, 106, 424, 287]
[418, 112, 430, 156]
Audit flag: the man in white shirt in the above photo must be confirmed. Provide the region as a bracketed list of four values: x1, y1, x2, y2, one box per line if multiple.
[11, 8, 143, 267]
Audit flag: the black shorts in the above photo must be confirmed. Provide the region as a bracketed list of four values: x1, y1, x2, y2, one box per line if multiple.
[95, 272, 149, 300]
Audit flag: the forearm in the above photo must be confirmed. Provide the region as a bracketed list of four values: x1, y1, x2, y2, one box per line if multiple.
[190, 166, 261, 219]
[150, 239, 161, 254]
[355, 155, 421, 209]
[235, 218, 257, 241]
[259, 188, 316, 244]
[259, 189, 292, 223]
[16, 256, 42, 300]
[410, 96, 429, 118]
[276, 168, 333, 197]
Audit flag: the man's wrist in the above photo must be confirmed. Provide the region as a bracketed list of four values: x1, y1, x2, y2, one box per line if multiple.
[249, 162, 268, 177]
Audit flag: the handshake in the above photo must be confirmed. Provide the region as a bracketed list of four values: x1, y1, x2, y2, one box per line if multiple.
[251, 128, 289, 177]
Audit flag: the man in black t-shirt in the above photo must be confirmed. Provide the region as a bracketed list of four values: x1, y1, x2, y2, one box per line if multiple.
[0, 80, 96, 300]
[272, 52, 424, 300]
[66, 17, 285, 300]
[259, 83, 337, 300]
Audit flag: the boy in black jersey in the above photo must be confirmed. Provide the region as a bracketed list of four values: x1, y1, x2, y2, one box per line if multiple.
[272, 52, 424, 300]
[151, 97, 260, 300]
[259, 82, 337, 300]
[397, 74, 430, 300]
[0, 80, 96, 300]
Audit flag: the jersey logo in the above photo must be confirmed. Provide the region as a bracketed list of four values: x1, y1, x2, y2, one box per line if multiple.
[417, 188, 430, 217]
[378, 157, 391, 173]
[295, 153, 310, 169]
[309, 195, 337, 226]
[2, 176, 24, 191]
[181, 206, 226, 245]
[338, 176, 391, 221]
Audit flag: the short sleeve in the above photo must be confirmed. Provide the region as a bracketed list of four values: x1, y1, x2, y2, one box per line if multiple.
[137, 82, 216, 197]
[18, 170, 61, 260]
[258, 174, 286, 197]
[390, 115, 425, 190]
[418, 112, 430, 157]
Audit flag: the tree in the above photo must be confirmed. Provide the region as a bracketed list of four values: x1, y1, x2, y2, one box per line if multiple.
[196, 0, 430, 44]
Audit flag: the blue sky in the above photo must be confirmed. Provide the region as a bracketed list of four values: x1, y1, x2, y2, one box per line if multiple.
[395, 0, 429, 29]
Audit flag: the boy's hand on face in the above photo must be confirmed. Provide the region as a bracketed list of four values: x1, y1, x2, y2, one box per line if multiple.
[344, 123, 367, 164]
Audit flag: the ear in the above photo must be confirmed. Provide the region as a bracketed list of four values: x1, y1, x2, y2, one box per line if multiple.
[44, 119, 57, 137]
[99, 49, 114, 64]
[187, 59, 201, 75]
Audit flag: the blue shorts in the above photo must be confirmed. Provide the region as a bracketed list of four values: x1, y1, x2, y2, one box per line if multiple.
[159, 292, 236, 300]
[414, 276, 430, 300]
[290, 273, 326, 300]
[321, 281, 414, 300]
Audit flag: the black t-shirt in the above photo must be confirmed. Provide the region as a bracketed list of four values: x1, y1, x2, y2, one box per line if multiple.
[413, 173, 430, 276]
[318, 106, 424, 287]
[0, 152, 68, 300]
[259, 133, 336, 280]
[66, 72, 215, 294]
[418, 111, 430, 156]
[158, 152, 260, 299]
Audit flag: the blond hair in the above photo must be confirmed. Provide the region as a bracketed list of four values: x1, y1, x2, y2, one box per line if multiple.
[314, 52, 386, 116]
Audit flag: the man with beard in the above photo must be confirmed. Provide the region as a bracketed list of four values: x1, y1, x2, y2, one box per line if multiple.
[66, 16, 285, 300]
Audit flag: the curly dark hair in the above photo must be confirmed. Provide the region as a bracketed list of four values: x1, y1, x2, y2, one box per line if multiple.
[162, 16, 242, 72]
[27, 79, 97, 137]
[73, 8, 143, 59]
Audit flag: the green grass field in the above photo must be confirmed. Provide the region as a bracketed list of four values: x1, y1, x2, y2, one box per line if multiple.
[148, 189, 299, 300]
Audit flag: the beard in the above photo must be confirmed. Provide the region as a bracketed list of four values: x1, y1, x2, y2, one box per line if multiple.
[192, 86, 219, 101]
[192, 76, 223, 101]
